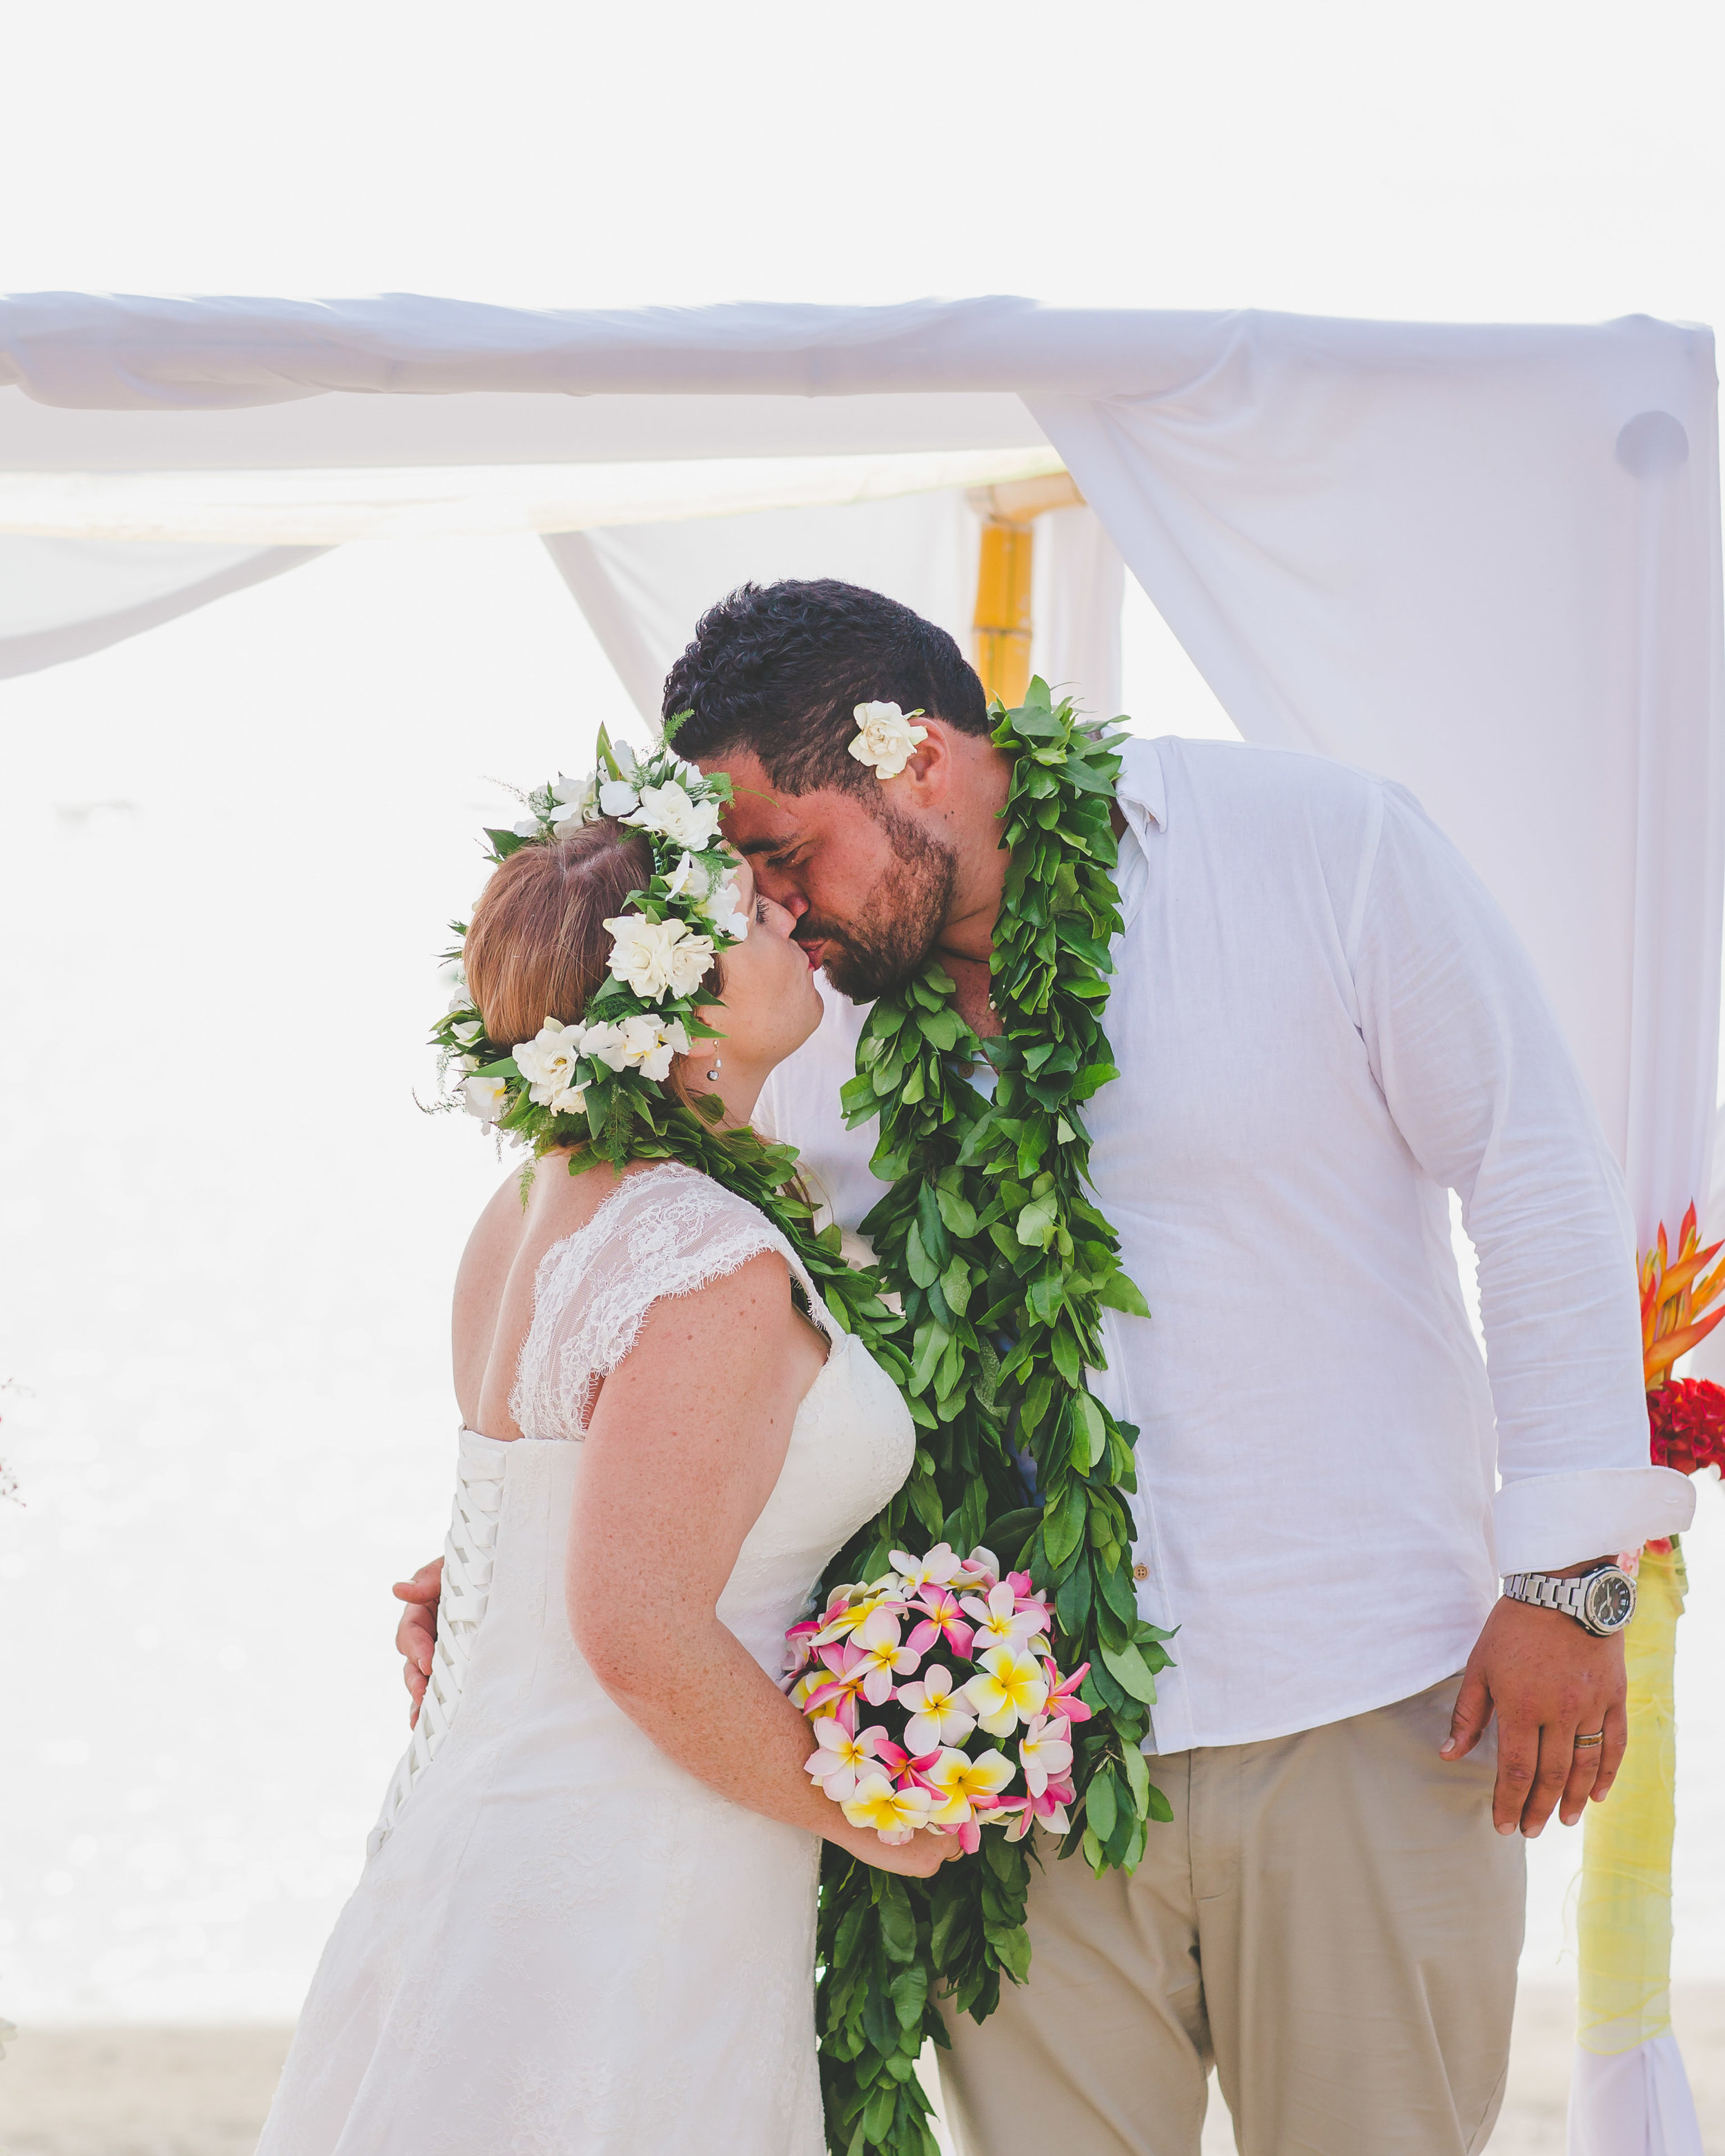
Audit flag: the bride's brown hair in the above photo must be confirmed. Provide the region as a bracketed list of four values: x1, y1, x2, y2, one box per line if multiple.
[462, 818, 663, 1051]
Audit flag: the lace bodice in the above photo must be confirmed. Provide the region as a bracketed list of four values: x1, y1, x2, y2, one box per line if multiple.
[509, 1163, 834, 1441]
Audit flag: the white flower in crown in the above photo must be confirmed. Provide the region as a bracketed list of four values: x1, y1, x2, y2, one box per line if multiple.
[598, 778, 639, 818]
[549, 772, 597, 830]
[451, 1018, 484, 1048]
[579, 1018, 631, 1071]
[619, 1013, 691, 1082]
[849, 701, 928, 780]
[462, 1072, 509, 1122]
[709, 870, 751, 941]
[547, 1081, 586, 1116]
[603, 912, 716, 1000]
[514, 1017, 587, 1106]
[624, 778, 724, 852]
[662, 850, 711, 901]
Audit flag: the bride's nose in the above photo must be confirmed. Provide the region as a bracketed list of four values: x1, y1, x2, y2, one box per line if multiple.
[760, 894, 800, 940]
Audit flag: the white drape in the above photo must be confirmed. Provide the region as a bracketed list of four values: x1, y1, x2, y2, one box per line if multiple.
[542, 492, 1125, 733]
[6, 291, 1718, 1201]
[0, 535, 326, 678]
[1026, 317, 1724, 1246]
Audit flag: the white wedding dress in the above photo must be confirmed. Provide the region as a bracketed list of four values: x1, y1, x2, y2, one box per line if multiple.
[257, 1164, 914, 2156]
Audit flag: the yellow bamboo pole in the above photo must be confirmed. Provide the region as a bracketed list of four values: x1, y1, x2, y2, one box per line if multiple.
[969, 472, 1085, 707]
[1575, 1539, 1686, 2055]
[973, 519, 1035, 706]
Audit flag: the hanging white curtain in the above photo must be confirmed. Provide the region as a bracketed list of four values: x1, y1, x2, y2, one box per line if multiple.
[0, 535, 327, 678]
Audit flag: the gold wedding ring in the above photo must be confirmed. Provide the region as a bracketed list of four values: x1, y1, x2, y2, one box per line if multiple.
[1573, 1730, 1605, 1748]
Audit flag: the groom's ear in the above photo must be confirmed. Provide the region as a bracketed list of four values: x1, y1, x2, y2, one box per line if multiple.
[895, 718, 956, 802]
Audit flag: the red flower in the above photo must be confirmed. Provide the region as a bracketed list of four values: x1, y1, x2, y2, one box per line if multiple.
[1646, 1378, 1725, 1478]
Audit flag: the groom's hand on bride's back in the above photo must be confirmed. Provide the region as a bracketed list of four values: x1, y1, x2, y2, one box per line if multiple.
[393, 1559, 444, 1725]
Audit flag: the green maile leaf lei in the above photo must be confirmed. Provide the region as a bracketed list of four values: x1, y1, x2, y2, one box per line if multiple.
[813, 681, 1175, 2156]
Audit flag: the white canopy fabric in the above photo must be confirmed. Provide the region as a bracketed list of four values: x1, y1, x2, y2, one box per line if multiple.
[2, 290, 1719, 2155]
[3, 289, 1718, 1181]
[3, 295, 1717, 1234]
[544, 490, 1125, 731]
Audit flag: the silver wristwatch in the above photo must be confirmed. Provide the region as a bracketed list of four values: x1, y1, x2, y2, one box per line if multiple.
[1502, 1563, 1637, 1637]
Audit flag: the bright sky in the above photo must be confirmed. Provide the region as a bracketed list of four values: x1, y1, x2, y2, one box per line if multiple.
[1, 0, 1720, 328]
[3, 0, 1724, 2023]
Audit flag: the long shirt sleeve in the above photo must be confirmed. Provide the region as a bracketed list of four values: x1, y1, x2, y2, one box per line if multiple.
[1352, 784, 1693, 1572]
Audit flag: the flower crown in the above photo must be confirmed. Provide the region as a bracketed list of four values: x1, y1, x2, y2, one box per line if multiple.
[432, 720, 746, 1159]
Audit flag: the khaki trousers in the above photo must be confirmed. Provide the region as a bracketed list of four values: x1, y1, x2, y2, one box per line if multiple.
[936, 1675, 1525, 2156]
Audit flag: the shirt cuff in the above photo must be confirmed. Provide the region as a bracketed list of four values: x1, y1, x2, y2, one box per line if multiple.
[1494, 1467, 1697, 1574]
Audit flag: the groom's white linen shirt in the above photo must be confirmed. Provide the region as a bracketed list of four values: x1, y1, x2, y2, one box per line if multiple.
[758, 738, 1695, 1752]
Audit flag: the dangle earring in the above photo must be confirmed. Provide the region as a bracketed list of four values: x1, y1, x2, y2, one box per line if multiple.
[706, 1056, 722, 1082]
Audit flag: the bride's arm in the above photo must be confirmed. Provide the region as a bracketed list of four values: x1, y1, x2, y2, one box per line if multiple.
[569, 1248, 953, 1880]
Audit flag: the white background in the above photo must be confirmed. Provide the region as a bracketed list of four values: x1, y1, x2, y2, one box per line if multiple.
[1, 0, 1723, 2020]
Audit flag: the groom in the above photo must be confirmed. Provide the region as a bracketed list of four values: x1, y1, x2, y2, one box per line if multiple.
[398, 580, 1693, 2155]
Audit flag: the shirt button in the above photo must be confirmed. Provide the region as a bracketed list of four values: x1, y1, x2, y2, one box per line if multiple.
[1132, 1563, 1149, 1581]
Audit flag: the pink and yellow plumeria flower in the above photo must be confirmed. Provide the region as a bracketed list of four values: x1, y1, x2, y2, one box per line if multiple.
[1000, 1783, 1073, 1842]
[811, 1584, 906, 1649]
[923, 1745, 1016, 1828]
[781, 1617, 822, 1679]
[905, 1585, 975, 1661]
[802, 1641, 871, 1732]
[956, 1545, 1000, 1590]
[1007, 1574, 1056, 1626]
[841, 1772, 936, 1846]
[804, 1718, 889, 1801]
[1043, 1658, 1094, 1725]
[889, 1542, 965, 1594]
[897, 1662, 979, 1753]
[963, 1644, 1050, 1737]
[853, 1605, 920, 1706]
[1017, 1712, 1074, 1798]
[962, 1580, 1050, 1655]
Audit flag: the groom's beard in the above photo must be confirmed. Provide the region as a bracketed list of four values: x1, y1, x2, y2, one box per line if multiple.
[797, 811, 958, 1003]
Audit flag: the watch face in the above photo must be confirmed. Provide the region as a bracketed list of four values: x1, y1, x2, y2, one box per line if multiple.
[1584, 1570, 1636, 1633]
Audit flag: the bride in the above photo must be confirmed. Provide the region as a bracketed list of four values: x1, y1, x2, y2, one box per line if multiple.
[257, 755, 951, 2156]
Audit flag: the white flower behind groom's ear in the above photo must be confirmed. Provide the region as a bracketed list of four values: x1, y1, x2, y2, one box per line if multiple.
[849, 701, 928, 780]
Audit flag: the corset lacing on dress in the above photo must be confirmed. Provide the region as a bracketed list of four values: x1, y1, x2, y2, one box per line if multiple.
[368, 1436, 505, 1856]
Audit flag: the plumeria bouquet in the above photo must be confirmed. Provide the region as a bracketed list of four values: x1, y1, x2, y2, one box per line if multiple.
[787, 1542, 1090, 1852]
[431, 724, 750, 1168]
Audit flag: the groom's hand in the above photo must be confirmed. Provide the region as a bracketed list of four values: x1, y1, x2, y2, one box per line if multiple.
[393, 1558, 444, 1725]
[1441, 1576, 1628, 1836]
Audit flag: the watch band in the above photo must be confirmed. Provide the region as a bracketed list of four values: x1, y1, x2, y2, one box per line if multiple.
[1504, 1571, 1585, 1621]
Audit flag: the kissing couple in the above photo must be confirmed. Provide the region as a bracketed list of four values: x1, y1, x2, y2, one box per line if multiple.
[258, 580, 1690, 2156]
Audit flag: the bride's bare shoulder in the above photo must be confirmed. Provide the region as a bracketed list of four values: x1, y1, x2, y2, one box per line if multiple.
[457, 1153, 624, 1293]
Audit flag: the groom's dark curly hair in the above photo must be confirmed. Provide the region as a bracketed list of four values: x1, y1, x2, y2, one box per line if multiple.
[661, 579, 990, 799]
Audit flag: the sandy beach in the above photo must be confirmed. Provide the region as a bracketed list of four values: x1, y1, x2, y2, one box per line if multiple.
[3, 1984, 1721, 2155]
